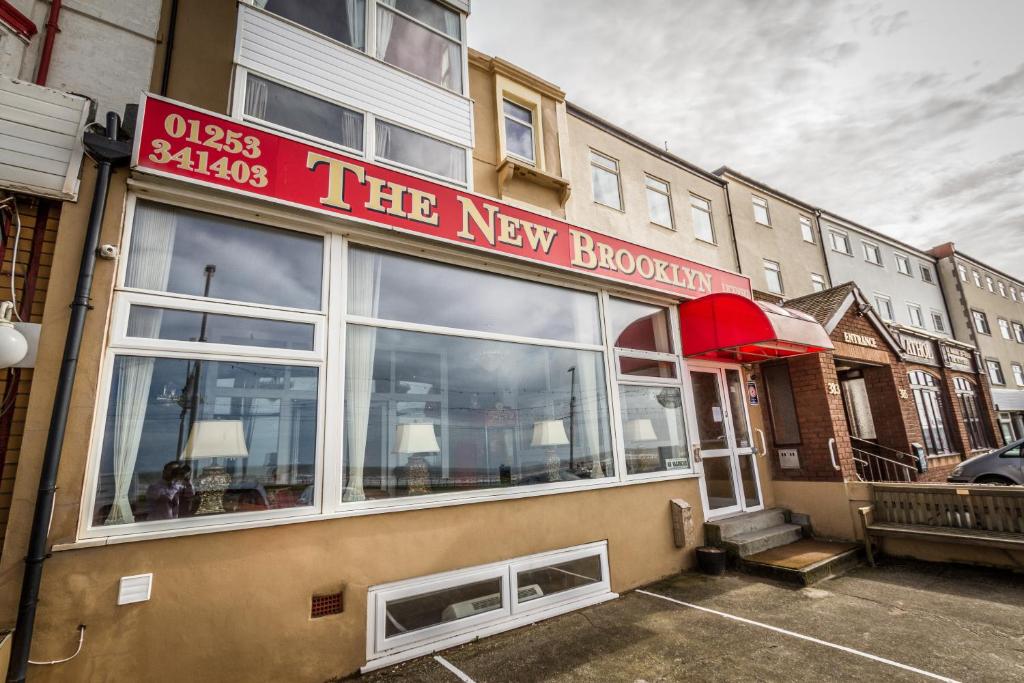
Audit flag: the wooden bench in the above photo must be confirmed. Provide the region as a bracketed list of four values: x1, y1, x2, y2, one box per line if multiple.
[858, 483, 1024, 566]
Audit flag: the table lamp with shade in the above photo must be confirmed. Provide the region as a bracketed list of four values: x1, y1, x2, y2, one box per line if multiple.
[623, 418, 659, 473]
[395, 423, 440, 495]
[181, 419, 248, 514]
[532, 419, 569, 482]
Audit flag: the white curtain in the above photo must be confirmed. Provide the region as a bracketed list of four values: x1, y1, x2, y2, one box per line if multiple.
[572, 296, 605, 477]
[343, 251, 382, 501]
[244, 76, 269, 119]
[441, 10, 460, 91]
[375, 119, 392, 160]
[341, 109, 363, 151]
[106, 205, 178, 524]
[375, 0, 395, 60]
[346, 0, 366, 50]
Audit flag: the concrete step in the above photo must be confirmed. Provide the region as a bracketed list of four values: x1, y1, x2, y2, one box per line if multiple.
[705, 508, 789, 545]
[740, 540, 863, 586]
[722, 523, 803, 558]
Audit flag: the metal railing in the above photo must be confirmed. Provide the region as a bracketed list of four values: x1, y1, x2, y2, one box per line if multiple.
[850, 437, 919, 483]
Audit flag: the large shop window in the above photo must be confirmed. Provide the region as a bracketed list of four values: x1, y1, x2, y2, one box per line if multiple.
[343, 248, 613, 501]
[90, 202, 325, 530]
[954, 377, 990, 451]
[908, 371, 954, 456]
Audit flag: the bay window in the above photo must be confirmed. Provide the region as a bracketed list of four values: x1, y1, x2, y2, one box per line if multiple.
[375, 119, 467, 183]
[256, 0, 367, 50]
[244, 75, 364, 152]
[376, 0, 463, 92]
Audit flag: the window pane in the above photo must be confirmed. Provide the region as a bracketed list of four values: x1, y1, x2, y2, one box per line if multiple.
[127, 306, 315, 350]
[725, 369, 751, 449]
[342, 326, 613, 501]
[703, 456, 737, 510]
[591, 165, 621, 209]
[389, 0, 460, 38]
[92, 357, 318, 526]
[646, 187, 672, 227]
[126, 202, 324, 310]
[384, 577, 502, 638]
[752, 197, 770, 224]
[517, 555, 602, 603]
[618, 357, 677, 378]
[377, 6, 462, 91]
[245, 75, 363, 150]
[503, 99, 531, 124]
[690, 371, 727, 451]
[619, 385, 689, 474]
[606, 298, 672, 353]
[260, 0, 366, 49]
[375, 120, 466, 182]
[800, 217, 814, 242]
[504, 117, 534, 161]
[348, 248, 600, 343]
[691, 203, 715, 242]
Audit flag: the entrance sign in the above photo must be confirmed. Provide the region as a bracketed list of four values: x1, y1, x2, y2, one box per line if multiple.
[132, 95, 752, 300]
[842, 332, 878, 348]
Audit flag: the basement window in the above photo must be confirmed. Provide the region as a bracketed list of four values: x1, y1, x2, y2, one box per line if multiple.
[366, 542, 613, 669]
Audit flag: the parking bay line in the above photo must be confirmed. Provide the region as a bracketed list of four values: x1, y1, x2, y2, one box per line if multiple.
[434, 655, 477, 683]
[637, 589, 960, 683]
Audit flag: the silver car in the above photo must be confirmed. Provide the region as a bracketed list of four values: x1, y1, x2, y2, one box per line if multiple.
[947, 439, 1024, 485]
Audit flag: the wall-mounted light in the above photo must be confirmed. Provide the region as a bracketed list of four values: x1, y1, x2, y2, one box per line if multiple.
[0, 302, 27, 369]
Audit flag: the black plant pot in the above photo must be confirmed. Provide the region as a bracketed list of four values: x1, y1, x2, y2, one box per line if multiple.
[696, 546, 727, 575]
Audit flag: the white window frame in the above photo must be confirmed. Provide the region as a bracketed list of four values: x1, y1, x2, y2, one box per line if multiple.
[751, 195, 771, 226]
[958, 264, 968, 282]
[502, 97, 536, 165]
[998, 281, 1007, 297]
[644, 174, 674, 229]
[372, 0, 468, 96]
[875, 294, 894, 321]
[689, 193, 716, 244]
[589, 149, 623, 211]
[1012, 321, 1024, 344]
[862, 241, 883, 266]
[998, 318, 1012, 340]
[972, 309, 991, 335]
[907, 303, 925, 329]
[230, 65, 472, 189]
[763, 259, 783, 295]
[73, 192, 706, 547]
[829, 229, 852, 255]
[973, 270, 982, 288]
[894, 253, 912, 276]
[930, 310, 945, 333]
[365, 542, 614, 669]
[799, 215, 814, 243]
[811, 273, 826, 292]
[1013, 363, 1024, 387]
[987, 359, 1006, 386]
[986, 276, 995, 292]
[919, 264, 934, 284]
[1011, 287, 1018, 302]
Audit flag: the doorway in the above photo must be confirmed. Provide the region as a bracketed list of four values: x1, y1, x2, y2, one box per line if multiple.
[689, 363, 762, 518]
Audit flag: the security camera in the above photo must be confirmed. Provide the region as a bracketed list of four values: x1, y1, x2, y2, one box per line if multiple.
[97, 244, 119, 259]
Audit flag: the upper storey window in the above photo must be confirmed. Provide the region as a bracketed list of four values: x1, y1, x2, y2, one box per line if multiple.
[256, 0, 367, 50]
[376, 0, 463, 92]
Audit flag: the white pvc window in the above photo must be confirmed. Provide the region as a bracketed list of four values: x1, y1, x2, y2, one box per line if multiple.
[799, 215, 814, 243]
[999, 281, 1007, 297]
[919, 264, 934, 284]
[375, 0, 464, 93]
[811, 273, 827, 292]
[958, 264, 968, 282]
[829, 230, 851, 255]
[986, 276, 995, 292]
[645, 175, 673, 228]
[973, 270, 982, 287]
[907, 304, 925, 328]
[503, 99, 535, 163]
[367, 542, 612, 665]
[751, 195, 770, 225]
[875, 295, 894, 321]
[375, 119, 467, 184]
[930, 310, 945, 333]
[1013, 322, 1024, 344]
[894, 253, 912, 276]
[999, 318, 1012, 340]
[1014, 364, 1024, 387]
[863, 241, 882, 266]
[689, 194, 715, 243]
[763, 259, 783, 294]
[590, 150, 622, 210]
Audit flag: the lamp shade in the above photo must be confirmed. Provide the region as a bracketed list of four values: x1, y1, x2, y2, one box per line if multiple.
[624, 418, 658, 443]
[181, 420, 249, 460]
[395, 423, 441, 454]
[531, 419, 569, 447]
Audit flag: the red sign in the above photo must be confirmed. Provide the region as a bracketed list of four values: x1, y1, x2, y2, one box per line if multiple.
[132, 95, 751, 300]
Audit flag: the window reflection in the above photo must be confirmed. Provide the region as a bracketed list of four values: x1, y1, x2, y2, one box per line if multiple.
[348, 248, 601, 344]
[93, 358, 318, 526]
[607, 297, 673, 352]
[126, 202, 324, 310]
[343, 326, 613, 500]
[127, 306, 315, 351]
[619, 386, 689, 474]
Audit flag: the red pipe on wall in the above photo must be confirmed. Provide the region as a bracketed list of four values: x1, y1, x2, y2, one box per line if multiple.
[34, 0, 62, 86]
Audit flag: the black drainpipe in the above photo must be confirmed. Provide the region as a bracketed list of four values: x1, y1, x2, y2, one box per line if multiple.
[7, 111, 132, 683]
[159, 0, 180, 95]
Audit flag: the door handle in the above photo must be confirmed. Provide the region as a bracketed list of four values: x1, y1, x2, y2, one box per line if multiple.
[756, 428, 767, 457]
[828, 438, 840, 470]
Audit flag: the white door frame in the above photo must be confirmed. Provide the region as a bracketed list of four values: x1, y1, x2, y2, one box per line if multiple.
[687, 360, 764, 519]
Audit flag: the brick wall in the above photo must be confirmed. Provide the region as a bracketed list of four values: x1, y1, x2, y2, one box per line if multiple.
[0, 196, 59, 556]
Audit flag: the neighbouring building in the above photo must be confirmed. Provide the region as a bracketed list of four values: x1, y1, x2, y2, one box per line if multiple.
[716, 167, 832, 301]
[931, 243, 1024, 442]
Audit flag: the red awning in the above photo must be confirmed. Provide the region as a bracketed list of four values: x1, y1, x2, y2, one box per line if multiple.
[678, 293, 833, 362]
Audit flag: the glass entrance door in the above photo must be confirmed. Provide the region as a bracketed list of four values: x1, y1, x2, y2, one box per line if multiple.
[689, 364, 762, 518]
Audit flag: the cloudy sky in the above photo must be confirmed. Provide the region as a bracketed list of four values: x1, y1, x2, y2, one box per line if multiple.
[468, 0, 1024, 272]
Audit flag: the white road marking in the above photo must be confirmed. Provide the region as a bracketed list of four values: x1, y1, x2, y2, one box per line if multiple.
[434, 655, 477, 683]
[637, 589, 961, 683]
